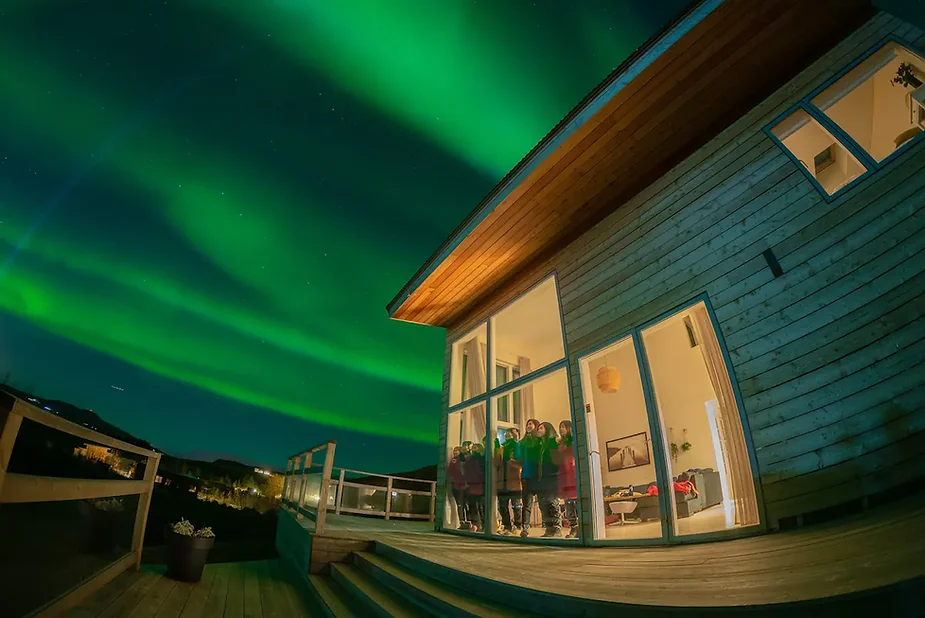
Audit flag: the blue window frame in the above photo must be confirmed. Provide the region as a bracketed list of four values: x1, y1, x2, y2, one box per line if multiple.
[765, 35, 925, 202]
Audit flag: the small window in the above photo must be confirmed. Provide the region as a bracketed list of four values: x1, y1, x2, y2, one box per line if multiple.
[811, 42, 925, 162]
[770, 108, 868, 197]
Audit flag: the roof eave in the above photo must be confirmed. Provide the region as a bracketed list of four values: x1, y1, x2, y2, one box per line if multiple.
[386, 0, 724, 324]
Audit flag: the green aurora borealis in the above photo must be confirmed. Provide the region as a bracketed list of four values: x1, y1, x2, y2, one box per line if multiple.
[0, 0, 686, 470]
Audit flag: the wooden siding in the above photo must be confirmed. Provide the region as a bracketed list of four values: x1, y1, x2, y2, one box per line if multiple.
[392, 0, 873, 326]
[438, 12, 925, 529]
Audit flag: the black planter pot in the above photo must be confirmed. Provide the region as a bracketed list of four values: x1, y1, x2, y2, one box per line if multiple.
[165, 526, 215, 582]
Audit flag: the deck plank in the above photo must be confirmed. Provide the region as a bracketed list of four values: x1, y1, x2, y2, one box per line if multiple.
[242, 562, 264, 618]
[223, 562, 245, 618]
[254, 561, 284, 618]
[152, 582, 192, 618]
[65, 570, 142, 618]
[97, 570, 161, 618]
[177, 564, 217, 618]
[125, 573, 176, 618]
[200, 563, 230, 618]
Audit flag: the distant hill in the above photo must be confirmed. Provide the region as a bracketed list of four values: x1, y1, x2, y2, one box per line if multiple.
[1, 384, 153, 451]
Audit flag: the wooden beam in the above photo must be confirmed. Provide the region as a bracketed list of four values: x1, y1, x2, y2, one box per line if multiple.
[385, 476, 393, 521]
[131, 454, 160, 571]
[12, 399, 157, 458]
[35, 552, 136, 618]
[315, 441, 336, 535]
[0, 473, 149, 503]
[0, 397, 23, 499]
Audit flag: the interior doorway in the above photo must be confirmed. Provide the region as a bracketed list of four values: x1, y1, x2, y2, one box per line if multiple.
[578, 299, 761, 542]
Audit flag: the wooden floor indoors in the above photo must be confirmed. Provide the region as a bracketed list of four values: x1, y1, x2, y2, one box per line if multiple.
[65, 560, 315, 618]
[303, 493, 925, 608]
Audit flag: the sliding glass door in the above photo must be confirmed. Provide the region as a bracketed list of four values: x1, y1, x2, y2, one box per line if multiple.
[578, 300, 760, 542]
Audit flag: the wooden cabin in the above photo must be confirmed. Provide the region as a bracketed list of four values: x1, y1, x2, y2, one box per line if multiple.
[388, 0, 925, 545]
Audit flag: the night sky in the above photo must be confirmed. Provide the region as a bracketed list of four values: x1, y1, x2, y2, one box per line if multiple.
[0, 0, 687, 472]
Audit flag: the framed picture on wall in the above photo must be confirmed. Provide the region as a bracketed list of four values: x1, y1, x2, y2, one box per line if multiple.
[606, 432, 650, 472]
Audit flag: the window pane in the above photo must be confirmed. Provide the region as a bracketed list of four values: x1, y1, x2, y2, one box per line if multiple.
[771, 108, 867, 196]
[640, 301, 760, 537]
[449, 324, 487, 406]
[489, 367, 579, 540]
[812, 43, 925, 162]
[490, 277, 565, 388]
[579, 337, 663, 540]
[444, 403, 486, 533]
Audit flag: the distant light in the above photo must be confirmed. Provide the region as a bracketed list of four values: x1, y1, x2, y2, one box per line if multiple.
[110, 385, 124, 391]
[43, 406, 52, 412]
[28, 397, 37, 402]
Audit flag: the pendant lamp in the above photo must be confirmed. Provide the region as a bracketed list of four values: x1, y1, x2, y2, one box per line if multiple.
[596, 356, 620, 393]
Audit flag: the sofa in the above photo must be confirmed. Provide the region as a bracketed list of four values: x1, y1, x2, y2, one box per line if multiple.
[605, 469, 723, 522]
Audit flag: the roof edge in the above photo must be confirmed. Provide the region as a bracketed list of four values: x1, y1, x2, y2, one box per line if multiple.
[386, 0, 723, 320]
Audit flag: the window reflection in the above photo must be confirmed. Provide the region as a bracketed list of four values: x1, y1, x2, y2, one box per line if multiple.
[449, 324, 487, 407]
[444, 404, 485, 533]
[490, 277, 565, 388]
[489, 368, 579, 540]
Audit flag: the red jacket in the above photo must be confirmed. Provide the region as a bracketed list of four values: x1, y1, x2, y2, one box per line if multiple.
[555, 443, 577, 500]
[447, 457, 465, 490]
[463, 454, 485, 496]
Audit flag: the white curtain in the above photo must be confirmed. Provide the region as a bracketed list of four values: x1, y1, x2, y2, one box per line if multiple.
[462, 339, 487, 439]
[692, 304, 760, 527]
[517, 356, 534, 422]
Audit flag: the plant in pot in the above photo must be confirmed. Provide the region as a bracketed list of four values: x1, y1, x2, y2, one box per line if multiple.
[165, 518, 215, 582]
[80, 497, 126, 554]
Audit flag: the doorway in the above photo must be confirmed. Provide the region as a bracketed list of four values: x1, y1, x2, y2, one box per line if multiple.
[578, 300, 760, 542]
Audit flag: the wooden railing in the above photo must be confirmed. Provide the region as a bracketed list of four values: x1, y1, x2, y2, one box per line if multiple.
[282, 440, 436, 530]
[0, 392, 161, 617]
[282, 440, 336, 535]
[331, 467, 436, 522]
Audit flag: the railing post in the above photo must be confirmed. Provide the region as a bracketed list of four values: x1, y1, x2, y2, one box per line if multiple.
[315, 441, 336, 535]
[296, 453, 310, 518]
[131, 453, 161, 571]
[335, 468, 345, 515]
[385, 476, 393, 521]
[0, 397, 23, 499]
[429, 481, 436, 523]
[282, 458, 292, 506]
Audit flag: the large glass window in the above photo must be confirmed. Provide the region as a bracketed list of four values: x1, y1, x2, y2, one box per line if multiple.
[812, 42, 925, 163]
[444, 403, 486, 533]
[489, 368, 579, 540]
[770, 108, 868, 196]
[489, 277, 565, 387]
[640, 301, 760, 537]
[449, 324, 487, 407]
[579, 336, 664, 540]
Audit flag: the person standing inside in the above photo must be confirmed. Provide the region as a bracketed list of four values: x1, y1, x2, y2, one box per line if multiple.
[495, 428, 522, 535]
[447, 445, 468, 530]
[536, 422, 563, 537]
[516, 419, 541, 537]
[554, 420, 579, 538]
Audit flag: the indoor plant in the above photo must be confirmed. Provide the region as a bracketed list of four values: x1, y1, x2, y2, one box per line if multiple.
[165, 518, 215, 582]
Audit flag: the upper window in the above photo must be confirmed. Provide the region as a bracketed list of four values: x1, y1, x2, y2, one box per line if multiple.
[489, 276, 565, 388]
[768, 40, 925, 199]
[771, 108, 868, 197]
[449, 323, 487, 407]
[811, 42, 925, 163]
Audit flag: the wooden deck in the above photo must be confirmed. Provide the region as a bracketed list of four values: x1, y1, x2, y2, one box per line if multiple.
[301, 494, 925, 610]
[65, 560, 316, 618]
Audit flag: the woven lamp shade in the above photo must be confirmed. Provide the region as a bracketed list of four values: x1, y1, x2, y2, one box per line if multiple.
[596, 366, 621, 393]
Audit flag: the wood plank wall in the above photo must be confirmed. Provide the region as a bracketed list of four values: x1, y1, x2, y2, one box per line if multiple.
[435, 12, 925, 531]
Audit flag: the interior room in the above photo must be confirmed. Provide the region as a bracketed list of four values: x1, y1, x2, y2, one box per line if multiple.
[580, 302, 760, 541]
[773, 108, 868, 196]
[812, 42, 925, 162]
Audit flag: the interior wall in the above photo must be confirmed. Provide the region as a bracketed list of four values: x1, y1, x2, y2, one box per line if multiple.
[642, 316, 719, 475]
[872, 55, 918, 160]
[586, 342, 655, 489]
[828, 78, 874, 152]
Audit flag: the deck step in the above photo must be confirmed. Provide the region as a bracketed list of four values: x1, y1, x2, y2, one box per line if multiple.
[331, 563, 431, 618]
[307, 573, 361, 618]
[354, 551, 529, 618]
